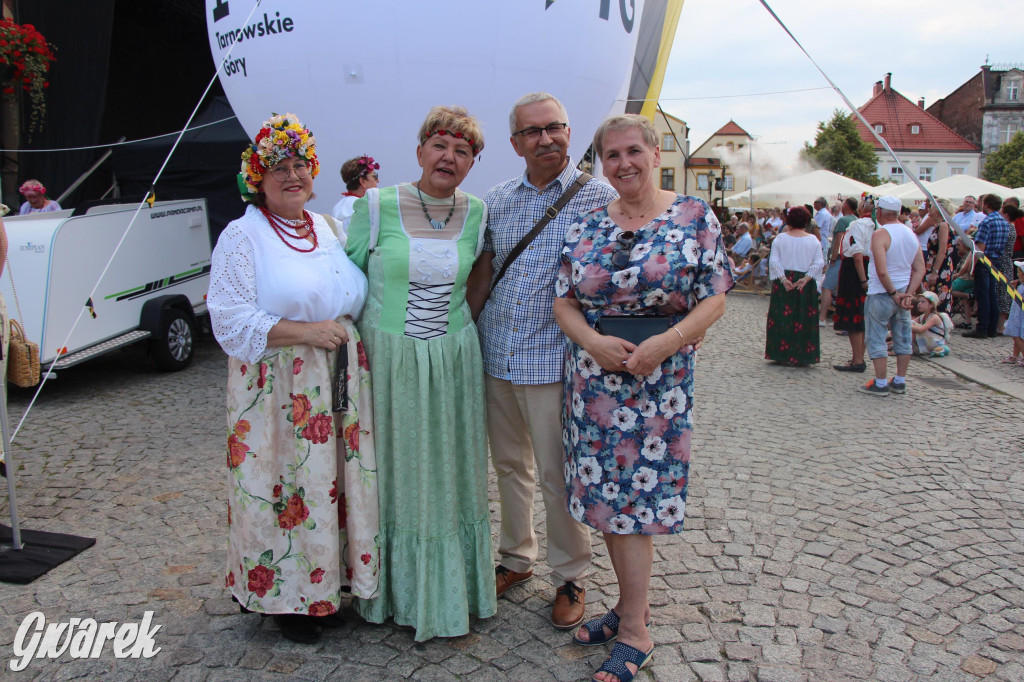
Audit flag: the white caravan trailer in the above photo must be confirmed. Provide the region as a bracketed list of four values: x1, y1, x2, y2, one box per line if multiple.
[2, 199, 211, 381]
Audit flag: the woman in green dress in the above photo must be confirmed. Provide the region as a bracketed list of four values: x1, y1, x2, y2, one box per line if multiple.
[765, 206, 825, 366]
[345, 106, 496, 640]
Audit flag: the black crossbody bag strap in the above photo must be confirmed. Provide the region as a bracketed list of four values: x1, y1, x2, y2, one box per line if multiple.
[491, 172, 592, 292]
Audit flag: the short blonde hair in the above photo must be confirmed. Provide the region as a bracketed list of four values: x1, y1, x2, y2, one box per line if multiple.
[592, 114, 657, 159]
[417, 105, 485, 155]
[933, 197, 955, 217]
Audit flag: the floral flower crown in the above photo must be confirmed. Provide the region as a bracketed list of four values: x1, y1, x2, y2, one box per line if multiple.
[238, 113, 319, 198]
[19, 180, 45, 195]
[420, 128, 480, 155]
[356, 155, 379, 178]
[860, 192, 877, 203]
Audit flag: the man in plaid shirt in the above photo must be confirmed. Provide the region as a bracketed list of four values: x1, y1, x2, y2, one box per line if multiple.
[468, 92, 616, 630]
[963, 194, 1012, 338]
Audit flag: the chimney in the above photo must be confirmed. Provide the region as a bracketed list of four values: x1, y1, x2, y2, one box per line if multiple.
[884, 72, 891, 91]
[873, 81, 883, 97]
[918, 97, 925, 109]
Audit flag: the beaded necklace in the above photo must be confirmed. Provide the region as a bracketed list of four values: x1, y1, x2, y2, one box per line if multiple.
[416, 184, 456, 230]
[260, 206, 317, 253]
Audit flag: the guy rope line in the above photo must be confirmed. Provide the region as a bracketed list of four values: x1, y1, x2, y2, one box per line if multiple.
[757, 0, 1022, 312]
[9, 0, 266, 442]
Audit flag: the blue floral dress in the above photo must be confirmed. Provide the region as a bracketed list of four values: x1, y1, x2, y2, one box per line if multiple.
[555, 195, 734, 535]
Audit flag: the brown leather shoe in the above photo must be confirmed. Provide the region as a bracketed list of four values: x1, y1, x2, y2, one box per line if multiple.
[551, 581, 586, 629]
[495, 564, 533, 597]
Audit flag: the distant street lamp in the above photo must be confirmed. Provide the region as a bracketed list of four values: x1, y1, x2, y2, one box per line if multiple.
[707, 170, 715, 203]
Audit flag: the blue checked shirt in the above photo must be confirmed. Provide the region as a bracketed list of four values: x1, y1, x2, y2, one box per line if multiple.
[479, 162, 617, 384]
[975, 210, 1011, 258]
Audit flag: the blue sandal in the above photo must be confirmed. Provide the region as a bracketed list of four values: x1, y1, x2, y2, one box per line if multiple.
[572, 609, 651, 646]
[592, 641, 654, 682]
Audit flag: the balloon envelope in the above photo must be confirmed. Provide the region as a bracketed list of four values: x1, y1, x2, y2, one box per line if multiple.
[206, 0, 646, 210]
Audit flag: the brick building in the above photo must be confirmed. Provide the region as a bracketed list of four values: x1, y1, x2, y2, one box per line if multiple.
[927, 64, 1024, 171]
[854, 73, 980, 182]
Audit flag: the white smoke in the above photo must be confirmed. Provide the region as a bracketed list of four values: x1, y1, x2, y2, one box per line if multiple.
[711, 140, 819, 188]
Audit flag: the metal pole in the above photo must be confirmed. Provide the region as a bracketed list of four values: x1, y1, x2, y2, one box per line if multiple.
[0, 379, 23, 551]
[56, 138, 125, 205]
[749, 142, 754, 214]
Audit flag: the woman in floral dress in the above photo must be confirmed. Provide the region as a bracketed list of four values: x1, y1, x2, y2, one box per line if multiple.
[554, 115, 733, 682]
[923, 198, 955, 313]
[209, 113, 379, 644]
[765, 206, 825, 366]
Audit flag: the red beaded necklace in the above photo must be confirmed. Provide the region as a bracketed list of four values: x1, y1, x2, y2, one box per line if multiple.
[260, 206, 317, 253]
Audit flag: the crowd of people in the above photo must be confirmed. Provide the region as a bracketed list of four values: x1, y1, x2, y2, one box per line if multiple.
[719, 189, 1024, 393]
[207, 95, 733, 682]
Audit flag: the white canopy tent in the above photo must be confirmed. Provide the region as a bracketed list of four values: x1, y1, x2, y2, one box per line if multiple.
[723, 169, 872, 209]
[888, 180, 933, 205]
[871, 182, 900, 194]
[922, 176, 1011, 204]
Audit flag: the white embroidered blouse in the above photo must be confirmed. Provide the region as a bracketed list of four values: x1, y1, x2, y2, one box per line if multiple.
[768, 232, 826, 281]
[208, 205, 367, 363]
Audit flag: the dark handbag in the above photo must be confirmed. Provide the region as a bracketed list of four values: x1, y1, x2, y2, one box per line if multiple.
[595, 315, 671, 346]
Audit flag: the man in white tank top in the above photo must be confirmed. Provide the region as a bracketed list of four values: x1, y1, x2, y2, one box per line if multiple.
[859, 196, 926, 396]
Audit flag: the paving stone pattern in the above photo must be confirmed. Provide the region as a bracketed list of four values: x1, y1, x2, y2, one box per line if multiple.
[0, 293, 1022, 681]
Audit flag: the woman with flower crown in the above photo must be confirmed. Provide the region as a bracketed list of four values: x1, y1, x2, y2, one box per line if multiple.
[208, 113, 380, 645]
[345, 105, 496, 640]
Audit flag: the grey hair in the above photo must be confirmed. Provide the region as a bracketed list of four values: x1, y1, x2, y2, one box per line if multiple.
[508, 92, 569, 134]
[593, 114, 658, 158]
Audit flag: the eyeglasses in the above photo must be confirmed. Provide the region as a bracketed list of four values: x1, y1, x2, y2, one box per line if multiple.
[512, 122, 569, 139]
[269, 163, 310, 181]
[370, 173, 379, 181]
[610, 231, 636, 270]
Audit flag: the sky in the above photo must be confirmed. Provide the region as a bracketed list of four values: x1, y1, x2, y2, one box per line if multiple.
[659, 0, 1024, 180]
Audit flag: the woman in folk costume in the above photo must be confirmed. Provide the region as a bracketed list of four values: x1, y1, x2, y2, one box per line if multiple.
[346, 105, 496, 640]
[765, 206, 825, 366]
[208, 113, 379, 644]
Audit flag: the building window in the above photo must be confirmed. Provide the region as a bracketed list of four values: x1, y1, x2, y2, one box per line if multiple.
[918, 167, 932, 181]
[950, 167, 965, 176]
[889, 166, 903, 181]
[874, 124, 884, 133]
[697, 175, 710, 190]
[660, 168, 675, 190]
[1003, 123, 1020, 144]
[1008, 80, 1020, 101]
[661, 134, 675, 152]
[723, 176, 734, 191]
[910, 125, 920, 135]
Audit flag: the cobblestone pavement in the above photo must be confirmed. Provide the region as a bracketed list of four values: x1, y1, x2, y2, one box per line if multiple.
[1, 293, 1022, 681]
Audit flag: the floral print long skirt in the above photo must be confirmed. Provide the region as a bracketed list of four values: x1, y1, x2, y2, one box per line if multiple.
[225, 321, 380, 615]
[765, 269, 820, 366]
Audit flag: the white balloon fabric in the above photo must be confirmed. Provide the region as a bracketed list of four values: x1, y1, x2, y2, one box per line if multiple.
[206, 0, 646, 210]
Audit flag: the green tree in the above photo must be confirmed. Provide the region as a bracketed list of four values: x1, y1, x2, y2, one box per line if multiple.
[801, 109, 880, 185]
[982, 130, 1024, 188]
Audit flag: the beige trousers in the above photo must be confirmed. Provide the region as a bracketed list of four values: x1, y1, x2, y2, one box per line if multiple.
[485, 376, 591, 584]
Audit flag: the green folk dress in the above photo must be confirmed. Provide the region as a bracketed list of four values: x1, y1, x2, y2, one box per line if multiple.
[346, 184, 496, 640]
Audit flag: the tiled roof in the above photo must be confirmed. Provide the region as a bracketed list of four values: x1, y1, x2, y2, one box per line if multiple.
[686, 157, 722, 166]
[855, 81, 978, 152]
[713, 120, 751, 136]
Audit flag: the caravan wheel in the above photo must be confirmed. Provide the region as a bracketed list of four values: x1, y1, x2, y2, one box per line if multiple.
[152, 309, 194, 371]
